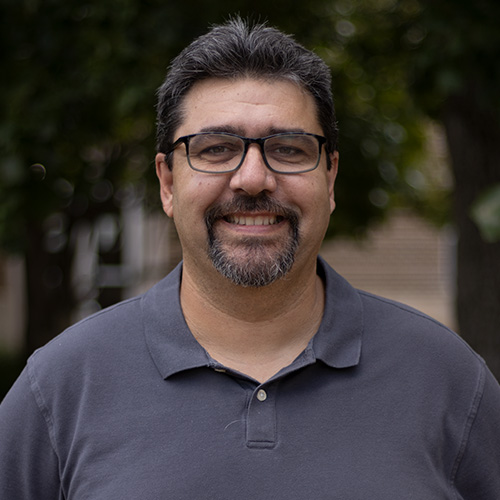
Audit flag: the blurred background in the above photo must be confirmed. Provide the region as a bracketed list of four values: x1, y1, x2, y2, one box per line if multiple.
[1, 0, 500, 396]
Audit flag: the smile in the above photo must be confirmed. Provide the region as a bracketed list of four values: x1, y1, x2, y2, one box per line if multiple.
[224, 215, 283, 226]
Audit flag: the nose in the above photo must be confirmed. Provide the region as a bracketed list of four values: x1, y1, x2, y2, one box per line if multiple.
[228, 144, 277, 195]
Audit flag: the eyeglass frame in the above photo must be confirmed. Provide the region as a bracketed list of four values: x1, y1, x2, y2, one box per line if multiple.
[164, 131, 327, 174]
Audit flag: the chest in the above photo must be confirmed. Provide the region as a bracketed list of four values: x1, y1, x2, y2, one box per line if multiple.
[56, 368, 458, 499]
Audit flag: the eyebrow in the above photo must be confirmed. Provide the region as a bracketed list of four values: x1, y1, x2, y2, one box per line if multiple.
[197, 125, 307, 137]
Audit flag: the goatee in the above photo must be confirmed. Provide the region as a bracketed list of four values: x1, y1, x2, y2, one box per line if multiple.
[205, 194, 300, 287]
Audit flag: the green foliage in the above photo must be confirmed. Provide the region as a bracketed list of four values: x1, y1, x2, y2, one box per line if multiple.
[0, 0, 443, 261]
[0, 0, 355, 254]
[313, 0, 500, 232]
[408, 0, 500, 120]
[314, 0, 449, 234]
[3, 0, 497, 256]
[471, 184, 500, 243]
[0, 0, 160, 251]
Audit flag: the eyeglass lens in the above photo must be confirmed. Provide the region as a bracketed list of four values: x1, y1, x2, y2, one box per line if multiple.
[187, 133, 321, 173]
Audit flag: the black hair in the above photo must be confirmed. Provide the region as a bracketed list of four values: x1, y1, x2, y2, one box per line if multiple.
[156, 17, 338, 167]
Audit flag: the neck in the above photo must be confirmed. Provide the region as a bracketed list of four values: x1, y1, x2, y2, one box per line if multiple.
[180, 259, 325, 382]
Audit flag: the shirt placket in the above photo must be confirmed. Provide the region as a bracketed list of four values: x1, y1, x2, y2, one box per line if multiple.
[246, 383, 278, 449]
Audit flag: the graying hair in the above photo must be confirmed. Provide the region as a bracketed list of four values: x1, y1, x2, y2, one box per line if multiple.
[156, 17, 338, 165]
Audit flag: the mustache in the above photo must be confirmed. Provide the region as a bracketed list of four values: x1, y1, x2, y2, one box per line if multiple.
[204, 193, 299, 230]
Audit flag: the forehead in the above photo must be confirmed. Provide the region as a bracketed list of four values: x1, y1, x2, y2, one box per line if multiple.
[176, 77, 322, 137]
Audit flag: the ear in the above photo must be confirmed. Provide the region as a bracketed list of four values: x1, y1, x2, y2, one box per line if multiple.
[155, 153, 174, 218]
[327, 151, 339, 214]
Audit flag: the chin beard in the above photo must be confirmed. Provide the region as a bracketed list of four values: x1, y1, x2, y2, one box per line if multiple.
[208, 235, 298, 287]
[205, 194, 300, 288]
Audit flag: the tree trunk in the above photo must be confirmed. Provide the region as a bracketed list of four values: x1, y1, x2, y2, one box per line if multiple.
[442, 84, 500, 381]
[24, 222, 75, 358]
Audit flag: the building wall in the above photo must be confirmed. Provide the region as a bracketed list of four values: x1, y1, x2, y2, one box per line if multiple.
[320, 209, 457, 330]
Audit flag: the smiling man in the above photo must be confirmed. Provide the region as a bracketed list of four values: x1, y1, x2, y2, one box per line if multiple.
[159, 77, 332, 291]
[1, 17, 500, 500]
[155, 75, 337, 381]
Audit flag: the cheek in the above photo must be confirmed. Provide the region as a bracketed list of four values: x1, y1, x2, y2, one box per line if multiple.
[172, 177, 226, 224]
[299, 180, 333, 227]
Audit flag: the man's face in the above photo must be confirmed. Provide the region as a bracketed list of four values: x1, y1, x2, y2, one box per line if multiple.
[156, 78, 338, 287]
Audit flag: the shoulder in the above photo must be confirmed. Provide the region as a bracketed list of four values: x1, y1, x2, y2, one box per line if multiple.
[31, 295, 144, 365]
[319, 257, 482, 373]
[29, 263, 183, 370]
[359, 289, 479, 360]
[24, 295, 146, 404]
[356, 289, 489, 404]
[26, 264, 184, 393]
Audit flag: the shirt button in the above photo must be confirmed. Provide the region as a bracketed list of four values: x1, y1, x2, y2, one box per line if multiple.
[257, 389, 267, 402]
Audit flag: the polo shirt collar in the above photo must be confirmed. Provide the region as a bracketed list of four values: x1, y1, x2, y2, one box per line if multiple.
[312, 256, 363, 369]
[142, 264, 211, 379]
[143, 257, 363, 379]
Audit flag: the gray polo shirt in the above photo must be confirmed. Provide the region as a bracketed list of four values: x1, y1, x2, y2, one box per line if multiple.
[1, 258, 499, 499]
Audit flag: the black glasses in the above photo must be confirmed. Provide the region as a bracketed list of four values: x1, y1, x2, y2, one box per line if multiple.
[166, 132, 326, 174]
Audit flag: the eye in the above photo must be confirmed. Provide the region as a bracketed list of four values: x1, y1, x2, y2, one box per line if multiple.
[266, 142, 309, 164]
[272, 145, 303, 156]
[264, 135, 319, 168]
[200, 144, 238, 156]
[189, 135, 243, 166]
[195, 144, 241, 166]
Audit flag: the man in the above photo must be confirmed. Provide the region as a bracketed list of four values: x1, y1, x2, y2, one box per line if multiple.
[1, 18, 499, 499]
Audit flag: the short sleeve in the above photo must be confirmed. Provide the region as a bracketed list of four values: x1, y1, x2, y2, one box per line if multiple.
[453, 366, 500, 499]
[0, 366, 61, 500]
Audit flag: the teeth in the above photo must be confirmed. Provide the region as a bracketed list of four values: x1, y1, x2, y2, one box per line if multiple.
[228, 215, 278, 226]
